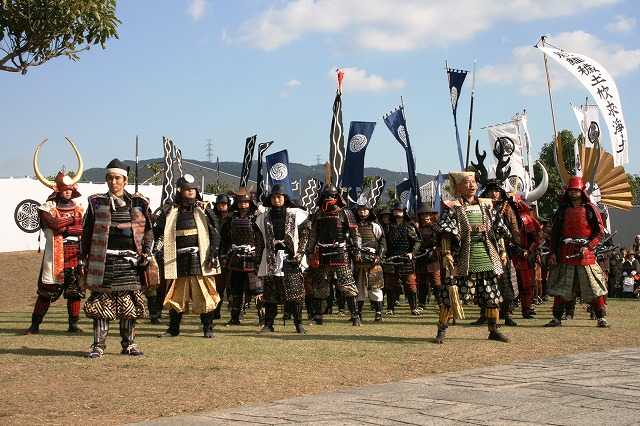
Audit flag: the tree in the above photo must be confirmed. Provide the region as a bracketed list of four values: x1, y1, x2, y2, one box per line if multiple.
[0, 0, 120, 74]
[534, 129, 577, 220]
[145, 162, 163, 184]
[205, 182, 229, 195]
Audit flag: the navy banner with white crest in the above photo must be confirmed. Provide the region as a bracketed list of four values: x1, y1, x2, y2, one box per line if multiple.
[265, 149, 293, 198]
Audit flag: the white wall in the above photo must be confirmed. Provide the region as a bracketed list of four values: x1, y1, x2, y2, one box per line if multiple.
[2, 178, 164, 253]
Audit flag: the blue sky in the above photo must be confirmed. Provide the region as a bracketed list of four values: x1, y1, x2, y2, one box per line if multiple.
[2, 0, 639, 181]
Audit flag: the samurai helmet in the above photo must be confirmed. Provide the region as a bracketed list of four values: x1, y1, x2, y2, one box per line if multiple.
[33, 137, 83, 201]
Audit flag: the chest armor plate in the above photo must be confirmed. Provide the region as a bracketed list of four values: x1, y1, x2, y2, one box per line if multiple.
[358, 222, 377, 249]
[562, 206, 591, 239]
[230, 216, 255, 246]
[318, 213, 346, 244]
[387, 224, 410, 257]
[108, 208, 134, 250]
[176, 210, 198, 249]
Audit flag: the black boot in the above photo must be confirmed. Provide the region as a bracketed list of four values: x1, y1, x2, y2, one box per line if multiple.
[67, 316, 83, 333]
[293, 302, 307, 334]
[386, 291, 396, 315]
[545, 303, 565, 327]
[226, 295, 242, 326]
[305, 294, 314, 320]
[434, 322, 447, 344]
[158, 309, 182, 337]
[309, 298, 325, 325]
[470, 307, 486, 325]
[504, 314, 518, 326]
[488, 321, 511, 342]
[407, 291, 419, 315]
[260, 303, 277, 333]
[201, 312, 215, 338]
[24, 314, 44, 335]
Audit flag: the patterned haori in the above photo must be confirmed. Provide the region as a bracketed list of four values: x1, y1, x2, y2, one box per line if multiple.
[435, 199, 507, 309]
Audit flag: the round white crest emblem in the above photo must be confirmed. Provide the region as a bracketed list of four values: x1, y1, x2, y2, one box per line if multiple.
[397, 125, 407, 146]
[349, 134, 368, 152]
[269, 163, 288, 180]
[400, 190, 410, 204]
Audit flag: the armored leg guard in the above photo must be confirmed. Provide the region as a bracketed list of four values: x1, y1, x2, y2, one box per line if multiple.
[119, 318, 142, 355]
[407, 291, 419, 315]
[434, 306, 452, 343]
[200, 312, 215, 338]
[374, 301, 383, 322]
[486, 307, 510, 342]
[336, 289, 346, 314]
[158, 309, 182, 337]
[67, 298, 83, 332]
[147, 295, 160, 324]
[24, 296, 50, 335]
[260, 303, 278, 333]
[357, 300, 364, 319]
[305, 294, 314, 320]
[309, 298, 325, 325]
[292, 302, 307, 334]
[347, 297, 361, 326]
[90, 318, 109, 354]
[226, 295, 242, 326]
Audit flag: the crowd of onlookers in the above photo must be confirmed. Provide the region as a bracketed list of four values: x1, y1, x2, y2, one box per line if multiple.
[608, 235, 640, 298]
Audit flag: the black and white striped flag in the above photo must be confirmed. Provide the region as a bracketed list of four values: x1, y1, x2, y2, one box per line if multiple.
[301, 176, 322, 213]
[240, 135, 257, 188]
[329, 70, 345, 186]
[256, 140, 274, 202]
[368, 176, 386, 207]
[161, 136, 174, 206]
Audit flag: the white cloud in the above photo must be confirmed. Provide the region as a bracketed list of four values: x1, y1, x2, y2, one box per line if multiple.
[187, 0, 209, 21]
[227, 0, 619, 51]
[329, 67, 404, 94]
[605, 15, 636, 34]
[478, 31, 640, 96]
[287, 79, 301, 87]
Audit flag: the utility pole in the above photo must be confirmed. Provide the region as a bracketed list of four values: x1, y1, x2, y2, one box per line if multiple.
[315, 154, 321, 166]
[205, 139, 214, 162]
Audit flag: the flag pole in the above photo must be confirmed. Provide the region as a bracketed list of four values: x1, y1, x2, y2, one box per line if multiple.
[539, 36, 569, 184]
[401, 96, 419, 211]
[465, 60, 476, 170]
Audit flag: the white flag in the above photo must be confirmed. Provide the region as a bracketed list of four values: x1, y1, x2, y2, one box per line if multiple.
[538, 46, 628, 165]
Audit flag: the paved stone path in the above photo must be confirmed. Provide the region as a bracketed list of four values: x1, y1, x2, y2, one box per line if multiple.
[130, 348, 640, 426]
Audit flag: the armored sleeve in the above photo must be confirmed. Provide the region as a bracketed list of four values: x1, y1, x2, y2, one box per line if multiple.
[205, 204, 221, 258]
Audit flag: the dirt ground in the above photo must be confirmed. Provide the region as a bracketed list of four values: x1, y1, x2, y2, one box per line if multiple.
[1, 250, 639, 426]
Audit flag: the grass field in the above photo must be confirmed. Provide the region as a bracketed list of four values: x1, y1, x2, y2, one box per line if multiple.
[1, 251, 639, 425]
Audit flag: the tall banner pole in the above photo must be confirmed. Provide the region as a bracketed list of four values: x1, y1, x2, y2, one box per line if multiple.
[465, 60, 476, 170]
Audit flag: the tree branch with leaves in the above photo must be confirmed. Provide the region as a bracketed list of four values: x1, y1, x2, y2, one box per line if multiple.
[0, 0, 120, 74]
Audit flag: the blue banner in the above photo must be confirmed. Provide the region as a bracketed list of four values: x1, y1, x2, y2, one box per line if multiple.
[265, 149, 293, 198]
[383, 106, 420, 207]
[341, 121, 376, 188]
[447, 68, 467, 171]
[395, 179, 416, 211]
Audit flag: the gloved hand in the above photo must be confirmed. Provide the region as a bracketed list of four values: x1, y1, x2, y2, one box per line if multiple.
[77, 261, 86, 277]
[208, 257, 219, 269]
[137, 254, 150, 270]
